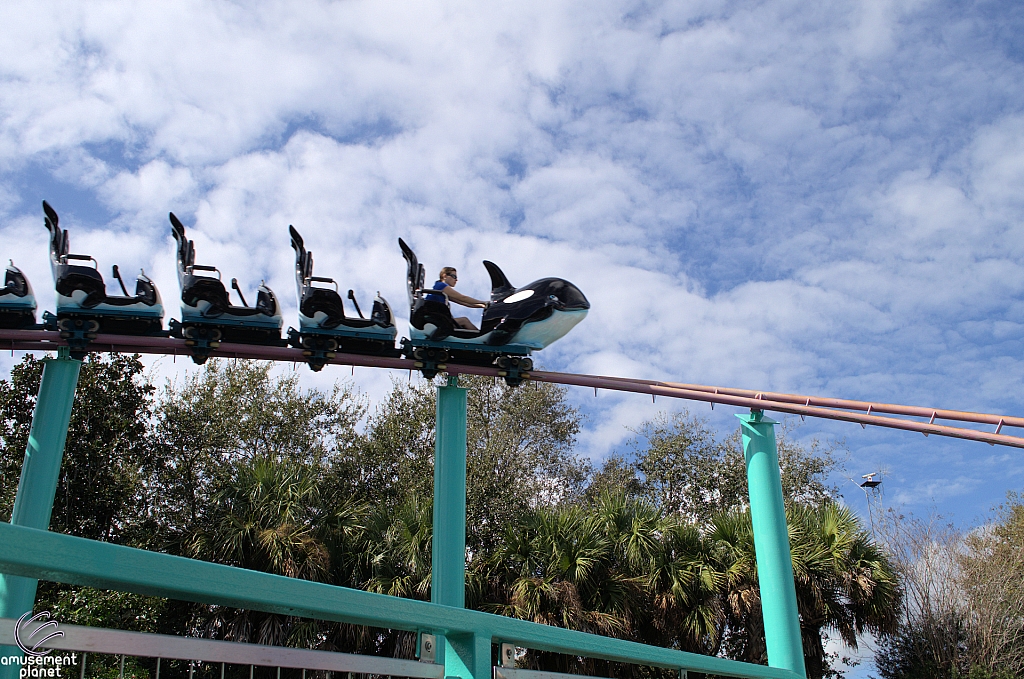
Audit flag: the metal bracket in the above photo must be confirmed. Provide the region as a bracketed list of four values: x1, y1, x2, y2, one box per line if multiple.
[418, 633, 437, 664]
[500, 643, 516, 668]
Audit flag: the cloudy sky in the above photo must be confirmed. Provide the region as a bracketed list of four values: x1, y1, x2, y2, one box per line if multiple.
[2, 0, 1023, 666]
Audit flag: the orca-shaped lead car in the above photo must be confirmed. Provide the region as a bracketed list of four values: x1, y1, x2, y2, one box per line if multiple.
[288, 226, 398, 370]
[44, 201, 164, 357]
[398, 238, 589, 383]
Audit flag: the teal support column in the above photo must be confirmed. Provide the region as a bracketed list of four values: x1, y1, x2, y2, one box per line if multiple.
[433, 374, 467, 609]
[0, 348, 81, 671]
[433, 375, 491, 678]
[737, 411, 806, 679]
[444, 632, 492, 679]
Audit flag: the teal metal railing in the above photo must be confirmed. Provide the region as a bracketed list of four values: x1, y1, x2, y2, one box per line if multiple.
[0, 356, 806, 679]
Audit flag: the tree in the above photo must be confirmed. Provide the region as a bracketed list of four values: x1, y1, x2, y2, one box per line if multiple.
[481, 499, 640, 674]
[352, 375, 587, 553]
[358, 492, 433, 601]
[336, 377, 436, 513]
[479, 492, 732, 677]
[0, 353, 168, 673]
[873, 511, 971, 679]
[875, 497, 1024, 679]
[143, 365, 586, 656]
[584, 454, 643, 501]
[719, 424, 844, 510]
[706, 509, 761, 665]
[148, 359, 364, 542]
[788, 502, 900, 679]
[959, 495, 1024, 678]
[621, 494, 723, 656]
[711, 503, 900, 679]
[631, 411, 722, 519]
[625, 411, 845, 521]
[463, 375, 587, 553]
[184, 455, 364, 647]
[0, 353, 153, 542]
[1, 352, 904, 679]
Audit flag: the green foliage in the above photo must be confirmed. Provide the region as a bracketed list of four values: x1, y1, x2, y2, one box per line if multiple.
[876, 494, 1024, 679]
[463, 375, 586, 552]
[875, 618, 967, 679]
[482, 493, 653, 676]
[478, 493, 897, 679]
[48, 587, 166, 633]
[585, 453, 643, 500]
[360, 492, 434, 599]
[0, 353, 169, 649]
[623, 411, 845, 520]
[1, 355, 903, 679]
[341, 375, 586, 552]
[148, 360, 364, 540]
[334, 377, 436, 512]
[788, 503, 900, 678]
[78, 654, 151, 679]
[707, 502, 900, 679]
[631, 412, 723, 517]
[0, 353, 154, 541]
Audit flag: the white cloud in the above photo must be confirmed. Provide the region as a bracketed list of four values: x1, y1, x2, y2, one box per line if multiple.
[1, 0, 1023, 532]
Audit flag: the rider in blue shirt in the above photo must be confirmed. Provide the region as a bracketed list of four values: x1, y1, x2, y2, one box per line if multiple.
[426, 266, 488, 330]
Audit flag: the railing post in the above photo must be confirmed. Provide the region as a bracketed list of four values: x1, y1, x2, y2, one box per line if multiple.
[433, 374, 467, 609]
[433, 375, 490, 678]
[737, 410, 806, 679]
[0, 348, 81, 675]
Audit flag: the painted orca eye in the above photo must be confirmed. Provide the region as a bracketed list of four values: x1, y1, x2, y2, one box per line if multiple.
[503, 289, 535, 303]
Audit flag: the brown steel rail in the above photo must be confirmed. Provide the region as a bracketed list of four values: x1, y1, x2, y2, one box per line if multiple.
[589, 374, 1024, 431]
[2, 329, 1022, 449]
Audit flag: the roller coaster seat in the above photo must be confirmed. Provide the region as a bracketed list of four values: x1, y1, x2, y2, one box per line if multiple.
[2, 266, 31, 299]
[300, 286, 380, 329]
[181, 273, 275, 319]
[411, 299, 482, 340]
[0, 264, 36, 329]
[55, 257, 160, 309]
[55, 259, 106, 308]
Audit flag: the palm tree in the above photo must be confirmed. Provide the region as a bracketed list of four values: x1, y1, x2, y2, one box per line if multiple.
[788, 502, 901, 679]
[316, 492, 435, 660]
[479, 492, 729, 676]
[481, 501, 638, 673]
[594, 492, 723, 655]
[709, 503, 901, 679]
[359, 492, 433, 600]
[184, 456, 364, 647]
[646, 519, 726, 654]
[708, 509, 765, 664]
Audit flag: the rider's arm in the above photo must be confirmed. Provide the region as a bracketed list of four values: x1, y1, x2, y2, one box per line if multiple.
[443, 287, 488, 308]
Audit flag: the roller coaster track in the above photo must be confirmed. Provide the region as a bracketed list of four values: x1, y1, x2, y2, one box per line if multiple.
[3, 328, 1023, 449]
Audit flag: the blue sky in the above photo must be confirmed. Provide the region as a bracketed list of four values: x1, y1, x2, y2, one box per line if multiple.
[2, 1, 1023, 673]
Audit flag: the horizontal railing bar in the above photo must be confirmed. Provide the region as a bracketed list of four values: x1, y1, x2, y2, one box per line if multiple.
[0, 524, 798, 679]
[0, 618, 442, 678]
[494, 668, 605, 679]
